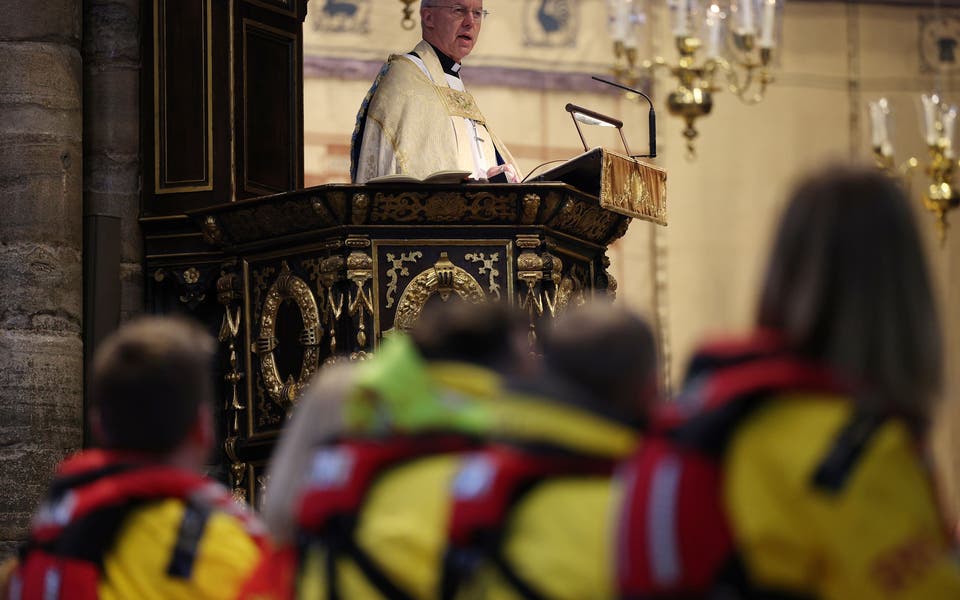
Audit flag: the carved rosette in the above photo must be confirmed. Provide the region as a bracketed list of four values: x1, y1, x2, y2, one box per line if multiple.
[393, 252, 486, 331]
[252, 262, 321, 409]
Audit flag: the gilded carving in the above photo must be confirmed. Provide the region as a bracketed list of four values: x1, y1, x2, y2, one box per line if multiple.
[393, 252, 486, 331]
[521, 194, 541, 224]
[464, 252, 501, 301]
[311, 196, 337, 225]
[385, 251, 423, 309]
[348, 250, 374, 350]
[202, 215, 225, 246]
[551, 198, 622, 243]
[352, 193, 370, 225]
[320, 256, 345, 355]
[327, 191, 348, 222]
[371, 191, 518, 223]
[252, 262, 321, 409]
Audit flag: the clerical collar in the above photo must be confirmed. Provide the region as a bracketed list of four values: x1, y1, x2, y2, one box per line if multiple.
[414, 42, 461, 78]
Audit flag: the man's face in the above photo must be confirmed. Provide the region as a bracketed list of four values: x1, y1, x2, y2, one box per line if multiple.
[421, 2, 485, 62]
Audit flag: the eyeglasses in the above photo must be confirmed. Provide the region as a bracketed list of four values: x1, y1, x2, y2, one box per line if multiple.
[430, 4, 489, 22]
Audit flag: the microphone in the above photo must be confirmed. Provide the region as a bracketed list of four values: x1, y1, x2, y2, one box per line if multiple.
[591, 76, 657, 158]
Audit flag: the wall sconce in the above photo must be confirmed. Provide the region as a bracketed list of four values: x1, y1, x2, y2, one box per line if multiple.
[870, 94, 958, 245]
[608, 0, 784, 157]
[399, 0, 417, 30]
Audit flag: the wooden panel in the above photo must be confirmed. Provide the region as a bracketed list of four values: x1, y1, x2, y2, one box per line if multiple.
[154, 0, 213, 194]
[242, 20, 300, 196]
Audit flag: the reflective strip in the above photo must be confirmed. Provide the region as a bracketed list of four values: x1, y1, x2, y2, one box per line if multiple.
[43, 567, 61, 600]
[647, 456, 682, 586]
[9, 572, 21, 600]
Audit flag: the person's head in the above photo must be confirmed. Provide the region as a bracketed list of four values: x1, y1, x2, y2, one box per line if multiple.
[90, 315, 217, 466]
[757, 165, 942, 426]
[539, 301, 659, 427]
[420, 0, 485, 62]
[410, 298, 524, 373]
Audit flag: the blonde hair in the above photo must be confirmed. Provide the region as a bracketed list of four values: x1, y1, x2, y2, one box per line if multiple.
[260, 361, 358, 544]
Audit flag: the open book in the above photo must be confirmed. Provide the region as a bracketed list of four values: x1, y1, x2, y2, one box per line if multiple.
[365, 170, 473, 185]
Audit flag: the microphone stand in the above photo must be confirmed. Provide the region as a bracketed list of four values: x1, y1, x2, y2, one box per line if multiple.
[591, 76, 657, 158]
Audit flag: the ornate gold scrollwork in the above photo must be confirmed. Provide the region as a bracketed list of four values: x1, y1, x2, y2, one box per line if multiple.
[320, 256, 345, 357]
[393, 252, 486, 331]
[464, 252, 501, 301]
[516, 235, 545, 348]
[251, 262, 321, 408]
[385, 251, 422, 309]
[347, 246, 374, 352]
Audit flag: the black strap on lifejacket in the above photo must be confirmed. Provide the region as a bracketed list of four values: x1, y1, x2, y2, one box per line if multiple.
[441, 478, 554, 600]
[166, 500, 212, 579]
[441, 446, 615, 600]
[297, 434, 479, 600]
[811, 410, 886, 494]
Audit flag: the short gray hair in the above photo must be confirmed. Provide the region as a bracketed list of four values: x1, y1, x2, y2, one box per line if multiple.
[420, 0, 438, 8]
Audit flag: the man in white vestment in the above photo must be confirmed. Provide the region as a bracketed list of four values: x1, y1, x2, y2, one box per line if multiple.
[350, 0, 522, 183]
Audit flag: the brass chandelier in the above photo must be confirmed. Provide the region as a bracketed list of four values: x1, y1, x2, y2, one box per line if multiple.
[607, 0, 784, 157]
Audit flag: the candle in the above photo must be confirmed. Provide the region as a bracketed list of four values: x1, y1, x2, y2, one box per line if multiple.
[706, 4, 723, 59]
[673, 0, 689, 38]
[922, 94, 939, 147]
[943, 104, 958, 157]
[739, 0, 755, 36]
[759, 0, 777, 48]
[868, 99, 892, 157]
[611, 0, 629, 42]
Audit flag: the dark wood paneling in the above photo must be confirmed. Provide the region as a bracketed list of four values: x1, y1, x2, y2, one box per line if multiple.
[155, 0, 212, 193]
[242, 21, 299, 196]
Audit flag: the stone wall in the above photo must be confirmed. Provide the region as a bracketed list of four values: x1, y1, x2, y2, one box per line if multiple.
[0, 0, 84, 556]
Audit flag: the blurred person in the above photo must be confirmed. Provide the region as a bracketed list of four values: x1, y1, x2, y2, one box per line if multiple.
[4, 316, 268, 600]
[350, 0, 521, 183]
[442, 301, 659, 600]
[239, 299, 525, 599]
[617, 166, 960, 599]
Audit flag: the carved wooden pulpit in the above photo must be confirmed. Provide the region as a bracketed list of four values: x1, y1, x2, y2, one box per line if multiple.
[146, 151, 665, 505]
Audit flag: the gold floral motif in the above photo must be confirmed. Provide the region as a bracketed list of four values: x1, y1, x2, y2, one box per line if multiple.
[183, 267, 200, 284]
[371, 191, 518, 223]
[517, 252, 544, 272]
[252, 262, 321, 409]
[435, 86, 486, 123]
[393, 253, 486, 331]
[464, 252, 501, 301]
[385, 251, 423, 308]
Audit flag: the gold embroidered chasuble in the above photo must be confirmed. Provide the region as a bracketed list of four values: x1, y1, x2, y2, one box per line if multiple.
[353, 40, 519, 183]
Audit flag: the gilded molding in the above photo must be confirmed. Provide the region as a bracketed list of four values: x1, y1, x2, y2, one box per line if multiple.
[393, 252, 486, 331]
[251, 262, 321, 408]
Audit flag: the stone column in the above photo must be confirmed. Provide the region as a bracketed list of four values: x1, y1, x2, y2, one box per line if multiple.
[83, 0, 142, 376]
[0, 0, 84, 556]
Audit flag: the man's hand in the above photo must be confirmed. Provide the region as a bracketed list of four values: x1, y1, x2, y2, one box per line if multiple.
[486, 164, 520, 183]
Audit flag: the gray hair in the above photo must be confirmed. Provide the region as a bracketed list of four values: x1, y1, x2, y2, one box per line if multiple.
[420, 0, 439, 7]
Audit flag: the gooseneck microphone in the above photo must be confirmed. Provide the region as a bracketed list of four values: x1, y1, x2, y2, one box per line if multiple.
[591, 76, 657, 158]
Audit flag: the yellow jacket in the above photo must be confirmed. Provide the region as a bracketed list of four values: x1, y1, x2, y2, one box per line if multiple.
[98, 498, 264, 600]
[725, 393, 960, 599]
[297, 373, 637, 600]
